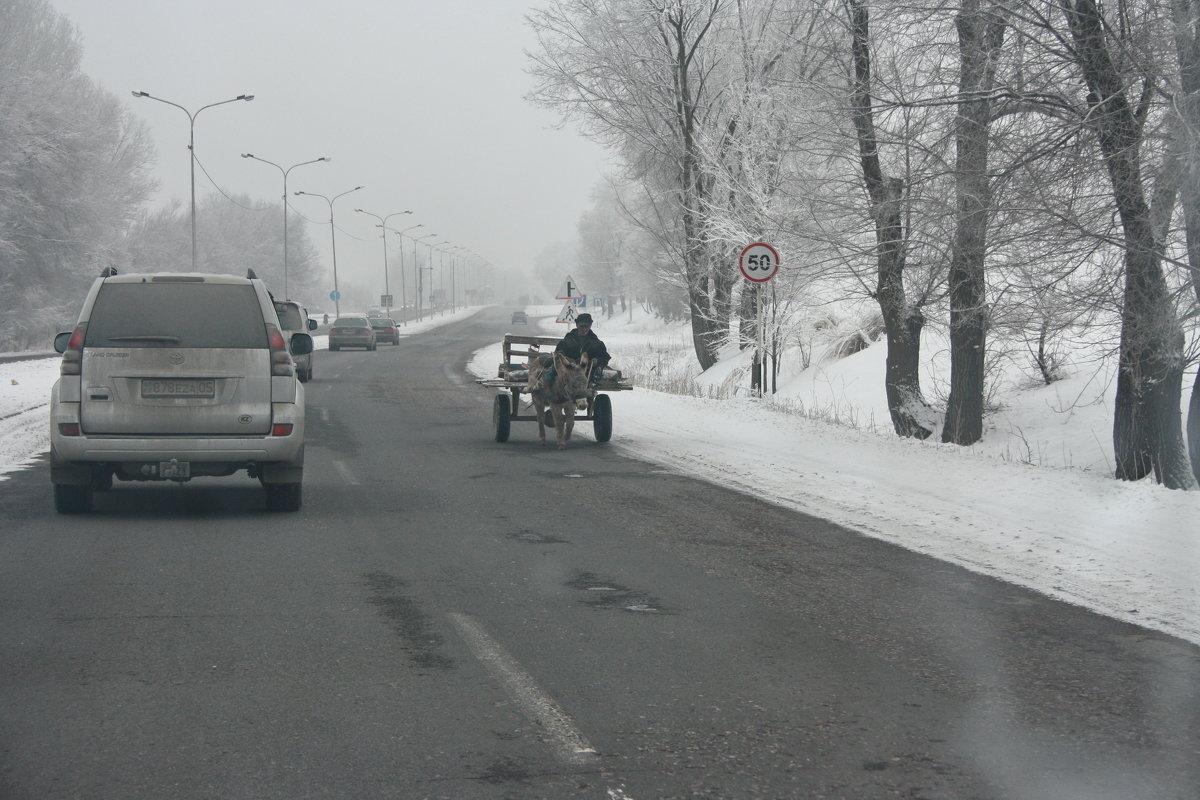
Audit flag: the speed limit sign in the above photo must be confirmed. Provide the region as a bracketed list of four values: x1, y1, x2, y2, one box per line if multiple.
[739, 243, 780, 282]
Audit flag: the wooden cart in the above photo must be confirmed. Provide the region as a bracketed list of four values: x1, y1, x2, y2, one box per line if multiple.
[477, 334, 633, 443]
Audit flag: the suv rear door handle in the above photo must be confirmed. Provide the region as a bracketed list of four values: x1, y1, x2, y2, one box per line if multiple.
[87, 387, 112, 401]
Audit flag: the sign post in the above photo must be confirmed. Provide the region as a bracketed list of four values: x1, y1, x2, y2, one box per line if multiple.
[738, 243, 781, 396]
[556, 275, 584, 301]
[556, 276, 585, 323]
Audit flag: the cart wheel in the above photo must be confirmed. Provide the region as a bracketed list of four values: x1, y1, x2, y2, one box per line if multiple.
[493, 394, 511, 442]
[592, 393, 613, 442]
[543, 408, 555, 428]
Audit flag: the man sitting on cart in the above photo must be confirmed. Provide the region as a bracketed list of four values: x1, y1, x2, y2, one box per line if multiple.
[543, 312, 610, 389]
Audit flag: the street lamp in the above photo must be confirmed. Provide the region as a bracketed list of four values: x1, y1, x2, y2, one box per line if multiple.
[241, 154, 329, 299]
[447, 246, 472, 311]
[132, 90, 254, 270]
[355, 209, 412, 317]
[412, 233, 438, 322]
[294, 186, 365, 317]
[432, 241, 453, 317]
[393, 223, 423, 326]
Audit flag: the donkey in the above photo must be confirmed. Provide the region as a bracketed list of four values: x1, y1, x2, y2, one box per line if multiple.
[526, 350, 590, 448]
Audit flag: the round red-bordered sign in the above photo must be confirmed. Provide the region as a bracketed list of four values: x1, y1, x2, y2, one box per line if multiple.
[739, 243, 780, 282]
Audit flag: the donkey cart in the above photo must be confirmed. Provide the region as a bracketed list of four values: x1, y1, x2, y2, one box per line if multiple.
[478, 334, 633, 443]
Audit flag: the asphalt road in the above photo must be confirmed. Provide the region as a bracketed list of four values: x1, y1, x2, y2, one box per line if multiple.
[2, 307, 1198, 799]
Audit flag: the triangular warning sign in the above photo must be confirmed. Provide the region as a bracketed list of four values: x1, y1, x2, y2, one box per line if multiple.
[556, 302, 580, 324]
[556, 275, 584, 300]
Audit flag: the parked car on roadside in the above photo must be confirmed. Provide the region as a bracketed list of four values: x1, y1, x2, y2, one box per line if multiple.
[511, 310, 528, 324]
[274, 299, 318, 382]
[49, 268, 312, 513]
[328, 316, 376, 351]
[369, 317, 400, 345]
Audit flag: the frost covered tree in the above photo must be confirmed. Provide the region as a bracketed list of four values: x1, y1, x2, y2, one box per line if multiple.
[1050, 0, 1195, 488]
[845, 0, 939, 438]
[0, 0, 155, 348]
[125, 194, 324, 303]
[528, 0, 738, 369]
[941, 0, 1007, 445]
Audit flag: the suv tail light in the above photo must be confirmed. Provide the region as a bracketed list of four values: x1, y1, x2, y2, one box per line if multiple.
[60, 324, 87, 376]
[267, 323, 294, 377]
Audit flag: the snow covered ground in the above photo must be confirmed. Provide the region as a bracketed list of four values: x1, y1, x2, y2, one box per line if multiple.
[3, 305, 1197, 645]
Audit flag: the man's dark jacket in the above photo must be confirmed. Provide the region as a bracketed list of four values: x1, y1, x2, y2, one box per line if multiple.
[555, 328, 610, 368]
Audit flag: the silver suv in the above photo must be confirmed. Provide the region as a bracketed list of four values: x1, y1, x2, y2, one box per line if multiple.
[273, 299, 317, 382]
[49, 269, 313, 513]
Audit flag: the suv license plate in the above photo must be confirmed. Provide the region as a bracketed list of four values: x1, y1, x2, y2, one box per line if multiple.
[160, 460, 190, 479]
[142, 379, 216, 398]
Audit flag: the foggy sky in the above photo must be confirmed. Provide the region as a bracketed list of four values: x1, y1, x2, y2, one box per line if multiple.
[50, 0, 611, 305]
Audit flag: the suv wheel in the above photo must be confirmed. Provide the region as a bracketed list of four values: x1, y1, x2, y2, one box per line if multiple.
[54, 483, 93, 514]
[264, 482, 302, 512]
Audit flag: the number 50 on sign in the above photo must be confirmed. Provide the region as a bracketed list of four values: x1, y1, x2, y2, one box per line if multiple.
[739, 243, 780, 282]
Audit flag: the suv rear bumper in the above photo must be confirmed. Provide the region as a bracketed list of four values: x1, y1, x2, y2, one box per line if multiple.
[50, 399, 304, 482]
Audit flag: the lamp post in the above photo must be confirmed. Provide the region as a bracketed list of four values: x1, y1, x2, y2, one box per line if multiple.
[432, 241, 452, 317]
[241, 154, 329, 299]
[446, 246, 469, 311]
[412, 233, 438, 322]
[294, 186, 365, 317]
[355, 209, 412, 317]
[132, 91, 254, 270]
[393, 223, 423, 325]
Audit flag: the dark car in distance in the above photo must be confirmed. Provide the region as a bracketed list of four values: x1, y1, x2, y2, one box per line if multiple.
[328, 316, 376, 351]
[511, 311, 528, 324]
[369, 317, 400, 345]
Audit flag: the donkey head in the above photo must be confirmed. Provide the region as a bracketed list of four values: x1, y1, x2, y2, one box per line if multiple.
[552, 352, 589, 402]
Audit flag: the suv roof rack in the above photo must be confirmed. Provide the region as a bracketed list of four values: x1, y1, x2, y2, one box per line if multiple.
[100, 267, 118, 277]
[246, 268, 259, 279]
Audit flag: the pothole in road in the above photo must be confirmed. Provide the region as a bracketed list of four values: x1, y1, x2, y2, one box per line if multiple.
[566, 571, 671, 614]
[508, 529, 569, 544]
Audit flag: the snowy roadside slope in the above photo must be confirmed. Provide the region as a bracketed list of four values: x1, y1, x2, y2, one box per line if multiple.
[0, 357, 57, 479]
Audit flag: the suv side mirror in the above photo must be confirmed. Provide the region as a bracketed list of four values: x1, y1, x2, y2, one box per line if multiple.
[290, 332, 314, 356]
[53, 331, 72, 354]
[307, 319, 318, 331]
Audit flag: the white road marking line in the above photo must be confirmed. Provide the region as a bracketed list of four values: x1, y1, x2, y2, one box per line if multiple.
[448, 612, 599, 766]
[333, 460, 359, 486]
[320, 408, 331, 423]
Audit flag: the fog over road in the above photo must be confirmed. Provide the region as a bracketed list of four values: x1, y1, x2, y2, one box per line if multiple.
[2, 308, 1197, 799]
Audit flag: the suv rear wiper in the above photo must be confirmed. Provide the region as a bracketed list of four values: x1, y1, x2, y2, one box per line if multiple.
[104, 335, 184, 344]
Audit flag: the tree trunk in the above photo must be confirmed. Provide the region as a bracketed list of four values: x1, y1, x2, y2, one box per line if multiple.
[849, 0, 933, 439]
[943, 0, 1005, 445]
[1063, 0, 1195, 488]
[1171, 0, 1200, 482]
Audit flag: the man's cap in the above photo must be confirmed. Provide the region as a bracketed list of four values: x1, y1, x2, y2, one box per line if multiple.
[576, 313, 593, 325]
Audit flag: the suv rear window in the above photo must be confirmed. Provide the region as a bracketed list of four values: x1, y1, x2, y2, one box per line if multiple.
[85, 283, 268, 348]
